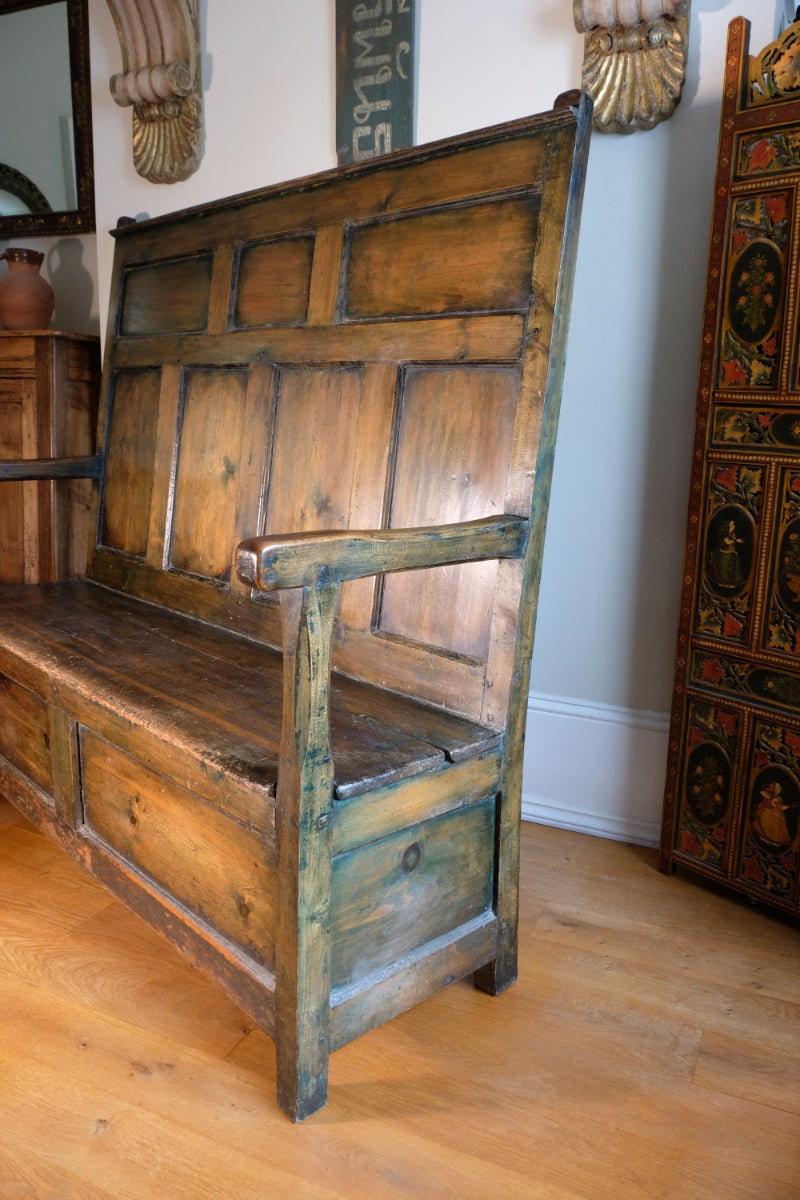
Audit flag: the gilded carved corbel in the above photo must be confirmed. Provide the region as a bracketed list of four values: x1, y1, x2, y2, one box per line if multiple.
[750, 17, 800, 104]
[573, 0, 690, 134]
[104, 0, 202, 183]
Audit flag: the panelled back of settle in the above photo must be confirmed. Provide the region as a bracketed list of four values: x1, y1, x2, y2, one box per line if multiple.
[0, 95, 590, 1119]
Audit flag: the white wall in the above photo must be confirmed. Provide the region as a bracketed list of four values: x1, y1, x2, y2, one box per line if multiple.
[83, 0, 786, 844]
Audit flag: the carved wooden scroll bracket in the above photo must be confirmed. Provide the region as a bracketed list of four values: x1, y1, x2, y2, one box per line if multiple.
[750, 17, 800, 105]
[573, 0, 690, 134]
[104, 0, 202, 183]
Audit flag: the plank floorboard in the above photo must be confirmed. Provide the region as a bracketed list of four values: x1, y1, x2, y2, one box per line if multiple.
[0, 800, 797, 1199]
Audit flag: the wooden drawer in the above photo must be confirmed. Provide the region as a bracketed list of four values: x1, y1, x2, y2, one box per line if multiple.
[80, 729, 276, 969]
[330, 797, 495, 991]
[0, 672, 53, 794]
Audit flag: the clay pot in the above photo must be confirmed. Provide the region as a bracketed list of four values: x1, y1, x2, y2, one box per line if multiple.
[0, 248, 55, 330]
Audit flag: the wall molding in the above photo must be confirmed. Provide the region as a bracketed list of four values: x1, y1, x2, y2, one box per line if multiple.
[521, 691, 670, 847]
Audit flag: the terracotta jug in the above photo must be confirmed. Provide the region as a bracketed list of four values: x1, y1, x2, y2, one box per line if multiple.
[0, 248, 55, 330]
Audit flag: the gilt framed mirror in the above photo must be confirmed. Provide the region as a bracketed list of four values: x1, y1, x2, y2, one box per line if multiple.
[0, 0, 95, 237]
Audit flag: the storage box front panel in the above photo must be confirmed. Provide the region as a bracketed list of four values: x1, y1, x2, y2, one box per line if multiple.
[330, 797, 495, 990]
[80, 729, 276, 969]
[0, 673, 53, 795]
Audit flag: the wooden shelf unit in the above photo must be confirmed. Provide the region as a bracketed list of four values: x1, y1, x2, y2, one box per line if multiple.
[0, 331, 100, 584]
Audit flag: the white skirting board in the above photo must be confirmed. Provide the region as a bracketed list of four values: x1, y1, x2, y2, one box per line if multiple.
[521, 693, 670, 848]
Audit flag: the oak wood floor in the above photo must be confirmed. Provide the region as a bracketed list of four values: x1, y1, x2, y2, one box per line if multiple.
[0, 797, 797, 1200]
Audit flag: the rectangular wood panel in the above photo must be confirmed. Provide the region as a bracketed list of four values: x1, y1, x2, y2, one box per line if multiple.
[232, 236, 315, 328]
[344, 196, 539, 320]
[119, 254, 212, 336]
[265, 366, 365, 535]
[380, 365, 519, 660]
[171, 368, 249, 580]
[81, 729, 276, 969]
[101, 370, 162, 557]
[330, 798, 494, 990]
[0, 672, 53, 794]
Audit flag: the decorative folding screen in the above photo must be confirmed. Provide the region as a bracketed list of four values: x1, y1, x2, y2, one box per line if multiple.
[661, 16, 800, 915]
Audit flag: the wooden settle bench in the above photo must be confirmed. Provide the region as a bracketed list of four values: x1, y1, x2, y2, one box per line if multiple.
[0, 96, 590, 1120]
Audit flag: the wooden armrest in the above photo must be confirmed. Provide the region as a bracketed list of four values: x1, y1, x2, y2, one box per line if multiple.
[235, 514, 528, 592]
[0, 455, 103, 482]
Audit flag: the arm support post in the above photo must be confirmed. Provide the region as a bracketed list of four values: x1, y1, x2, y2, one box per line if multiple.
[274, 582, 339, 1121]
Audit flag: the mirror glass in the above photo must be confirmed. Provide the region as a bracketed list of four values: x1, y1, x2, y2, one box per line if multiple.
[0, 0, 95, 237]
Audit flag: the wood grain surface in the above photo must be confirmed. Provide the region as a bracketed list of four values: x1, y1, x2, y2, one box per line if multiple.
[0, 802, 796, 1199]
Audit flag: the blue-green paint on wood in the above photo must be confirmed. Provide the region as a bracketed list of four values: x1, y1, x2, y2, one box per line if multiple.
[336, 0, 416, 166]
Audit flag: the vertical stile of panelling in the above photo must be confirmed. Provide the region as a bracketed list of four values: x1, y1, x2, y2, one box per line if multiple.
[0, 375, 25, 583]
[339, 361, 399, 630]
[207, 243, 236, 335]
[307, 225, 346, 326]
[147, 365, 183, 570]
[35, 339, 59, 580]
[21, 362, 41, 584]
[230, 363, 278, 601]
[48, 706, 81, 828]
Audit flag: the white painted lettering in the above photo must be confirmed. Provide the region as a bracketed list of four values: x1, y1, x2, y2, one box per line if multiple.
[395, 40, 411, 80]
[353, 66, 392, 123]
[352, 123, 393, 160]
[353, 2, 382, 20]
[354, 21, 393, 68]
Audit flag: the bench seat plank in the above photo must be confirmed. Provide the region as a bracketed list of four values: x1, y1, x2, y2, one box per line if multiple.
[0, 582, 501, 803]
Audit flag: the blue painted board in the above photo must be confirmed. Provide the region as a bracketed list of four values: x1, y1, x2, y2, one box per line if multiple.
[336, 0, 416, 166]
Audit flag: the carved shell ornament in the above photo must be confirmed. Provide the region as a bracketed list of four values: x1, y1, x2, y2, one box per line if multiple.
[105, 0, 202, 184]
[573, 0, 690, 133]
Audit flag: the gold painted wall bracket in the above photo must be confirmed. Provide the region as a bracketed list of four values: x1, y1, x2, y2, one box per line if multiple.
[104, 0, 202, 183]
[573, 0, 690, 133]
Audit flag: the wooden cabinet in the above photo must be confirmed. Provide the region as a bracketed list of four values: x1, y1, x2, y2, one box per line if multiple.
[661, 18, 800, 916]
[0, 332, 100, 584]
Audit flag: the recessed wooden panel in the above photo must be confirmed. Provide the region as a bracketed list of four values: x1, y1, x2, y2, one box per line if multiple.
[119, 254, 212, 336]
[0, 381, 25, 584]
[330, 798, 494, 990]
[344, 196, 539, 320]
[232, 236, 314, 328]
[170, 368, 249, 580]
[80, 729, 275, 968]
[265, 366, 364, 535]
[101, 370, 162, 557]
[0, 672, 53, 794]
[380, 366, 519, 660]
